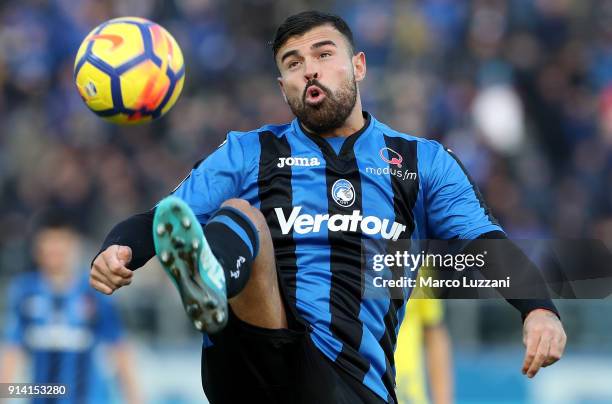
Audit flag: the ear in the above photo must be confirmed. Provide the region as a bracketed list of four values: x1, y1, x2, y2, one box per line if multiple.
[277, 77, 288, 103]
[352, 51, 366, 82]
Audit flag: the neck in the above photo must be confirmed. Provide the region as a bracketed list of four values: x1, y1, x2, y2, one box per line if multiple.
[303, 99, 365, 138]
[43, 268, 74, 292]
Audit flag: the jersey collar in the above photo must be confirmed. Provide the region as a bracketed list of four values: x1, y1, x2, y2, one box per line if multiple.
[292, 111, 374, 159]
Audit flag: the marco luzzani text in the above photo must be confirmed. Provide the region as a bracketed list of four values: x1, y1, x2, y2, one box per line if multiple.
[370, 251, 511, 289]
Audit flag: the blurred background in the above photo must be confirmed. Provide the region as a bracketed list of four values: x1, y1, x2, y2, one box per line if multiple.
[1, 0, 611, 403]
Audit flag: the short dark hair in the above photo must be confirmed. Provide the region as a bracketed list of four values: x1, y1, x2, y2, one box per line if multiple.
[31, 208, 80, 235]
[272, 11, 355, 59]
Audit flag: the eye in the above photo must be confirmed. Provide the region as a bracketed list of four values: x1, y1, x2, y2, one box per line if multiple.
[287, 60, 301, 69]
[320, 52, 332, 59]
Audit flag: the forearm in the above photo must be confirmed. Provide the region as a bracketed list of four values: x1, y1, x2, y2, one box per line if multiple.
[464, 231, 559, 321]
[96, 211, 155, 270]
[424, 325, 453, 404]
[112, 343, 142, 404]
[0, 346, 24, 382]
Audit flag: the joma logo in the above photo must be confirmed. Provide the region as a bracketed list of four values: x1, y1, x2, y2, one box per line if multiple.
[277, 157, 321, 168]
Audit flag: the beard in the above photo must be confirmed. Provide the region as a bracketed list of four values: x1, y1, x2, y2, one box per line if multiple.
[286, 75, 357, 134]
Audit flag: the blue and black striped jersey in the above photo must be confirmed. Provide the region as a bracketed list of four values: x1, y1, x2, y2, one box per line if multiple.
[3, 272, 124, 404]
[173, 112, 502, 402]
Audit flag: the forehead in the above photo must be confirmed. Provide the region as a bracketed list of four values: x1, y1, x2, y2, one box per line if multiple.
[276, 25, 350, 59]
[36, 228, 77, 244]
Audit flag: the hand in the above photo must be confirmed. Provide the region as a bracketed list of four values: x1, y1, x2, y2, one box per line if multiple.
[90, 245, 133, 295]
[522, 309, 566, 378]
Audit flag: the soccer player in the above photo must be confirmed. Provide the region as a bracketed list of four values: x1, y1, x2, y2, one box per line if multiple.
[0, 210, 141, 404]
[395, 296, 453, 404]
[90, 11, 567, 403]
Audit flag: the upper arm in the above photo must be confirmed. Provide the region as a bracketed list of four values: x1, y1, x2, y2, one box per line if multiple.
[171, 132, 252, 224]
[423, 143, 503, 240]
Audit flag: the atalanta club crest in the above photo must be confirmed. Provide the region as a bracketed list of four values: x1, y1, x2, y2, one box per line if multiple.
[332, 179, 355, 207]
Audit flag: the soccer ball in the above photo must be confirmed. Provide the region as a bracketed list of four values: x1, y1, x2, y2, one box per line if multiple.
[74, 17, 185, 124]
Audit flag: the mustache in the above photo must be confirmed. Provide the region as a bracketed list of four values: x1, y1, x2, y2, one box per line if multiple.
[302, 79, 332, 102]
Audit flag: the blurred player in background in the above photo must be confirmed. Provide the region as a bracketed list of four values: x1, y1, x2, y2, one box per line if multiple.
[0, 209, 141, 404]
[395, 298, 453, 404]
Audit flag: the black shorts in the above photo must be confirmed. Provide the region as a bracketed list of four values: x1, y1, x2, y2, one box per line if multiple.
[200, 305, 387, 404]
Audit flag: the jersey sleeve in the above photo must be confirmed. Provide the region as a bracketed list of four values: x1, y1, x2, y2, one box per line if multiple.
[171, 131, 251, 225]
[3, 279, 24, 345]
[419, 299, 443, 327]
[423, 143, 503, 239]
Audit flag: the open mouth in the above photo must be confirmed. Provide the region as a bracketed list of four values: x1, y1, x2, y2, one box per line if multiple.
[305, 85, 326, 104]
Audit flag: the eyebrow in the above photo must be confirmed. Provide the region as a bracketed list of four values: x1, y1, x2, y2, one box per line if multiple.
[280, 40, 338, 63]
[280, 49, 299, 63]
[311, 40, 337, 49]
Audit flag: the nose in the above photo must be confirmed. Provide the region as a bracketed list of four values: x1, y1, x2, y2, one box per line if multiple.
[304, 63, 319, 82]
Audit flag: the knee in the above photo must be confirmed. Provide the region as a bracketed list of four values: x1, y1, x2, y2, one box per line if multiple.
[221, 198, 251, 212]
[221, 199, 266, 230]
